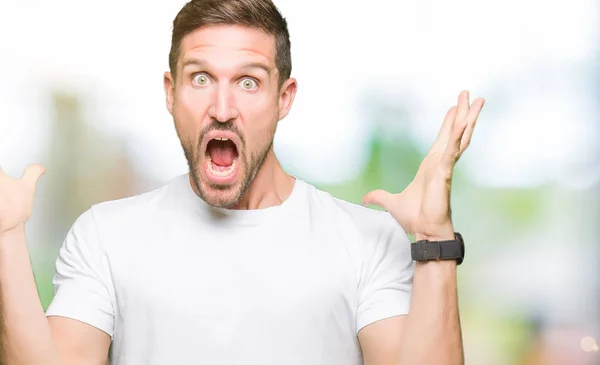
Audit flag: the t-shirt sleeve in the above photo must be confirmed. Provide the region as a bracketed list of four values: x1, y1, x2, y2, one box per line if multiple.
[356, 214, 414, 333]
[45, 208, 115, 337]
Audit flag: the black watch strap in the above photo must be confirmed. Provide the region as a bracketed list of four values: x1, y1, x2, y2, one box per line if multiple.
[411, 232, 464, 265]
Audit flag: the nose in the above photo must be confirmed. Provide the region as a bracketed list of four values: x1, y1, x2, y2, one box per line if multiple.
[207, 84, 239, 123]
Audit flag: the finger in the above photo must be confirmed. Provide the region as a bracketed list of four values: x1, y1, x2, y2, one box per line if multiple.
[443, 120, 468, 166]
[361, 189, 394, 211]
[432, 106, 458, 152]
[460, 97, 485, 153]
[21, 164, 46, 190]
[455, 90, 470, 125]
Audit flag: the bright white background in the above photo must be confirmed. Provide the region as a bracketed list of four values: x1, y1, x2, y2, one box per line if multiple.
[1, 0, 598, 187]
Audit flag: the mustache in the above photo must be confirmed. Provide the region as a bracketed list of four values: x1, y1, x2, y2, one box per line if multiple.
[199, 120, 245, 147]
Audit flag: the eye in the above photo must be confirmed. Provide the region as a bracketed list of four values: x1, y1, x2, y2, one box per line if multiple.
[239, 78, 258, 90]
[193, 73, 210, 86]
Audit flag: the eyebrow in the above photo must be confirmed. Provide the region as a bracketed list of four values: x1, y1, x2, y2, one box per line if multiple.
[181, 59, 272, 75]
[240, 62, 272, 75]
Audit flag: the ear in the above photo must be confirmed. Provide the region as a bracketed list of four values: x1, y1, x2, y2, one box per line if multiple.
[164, 71, 175, 115]
[278, 77, 298, 121]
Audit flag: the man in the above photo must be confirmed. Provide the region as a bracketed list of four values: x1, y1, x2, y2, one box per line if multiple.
[0, 0, 484, 364]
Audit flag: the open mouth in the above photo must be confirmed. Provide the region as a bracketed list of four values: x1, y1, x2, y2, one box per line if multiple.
[205, 137, 239, 180]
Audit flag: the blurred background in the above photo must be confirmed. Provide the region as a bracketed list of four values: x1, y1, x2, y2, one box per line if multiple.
[0, 0, 599, 364]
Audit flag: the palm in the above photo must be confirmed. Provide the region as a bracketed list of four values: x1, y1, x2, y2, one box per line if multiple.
[0, 164, 45, 234]
[362, 91, 485, 238]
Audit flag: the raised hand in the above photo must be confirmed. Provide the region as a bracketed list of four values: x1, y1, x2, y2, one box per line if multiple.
[362, 91, 485, 241]
[0, 164, 45, 235]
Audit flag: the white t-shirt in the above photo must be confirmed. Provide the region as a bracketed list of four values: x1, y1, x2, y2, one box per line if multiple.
[45, 174, 414, 365]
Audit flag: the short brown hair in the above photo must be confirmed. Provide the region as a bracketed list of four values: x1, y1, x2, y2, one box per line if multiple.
[169, 0, 292, 88]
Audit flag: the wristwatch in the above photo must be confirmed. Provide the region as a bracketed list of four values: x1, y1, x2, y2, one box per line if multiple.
[411, 232, 465, 265]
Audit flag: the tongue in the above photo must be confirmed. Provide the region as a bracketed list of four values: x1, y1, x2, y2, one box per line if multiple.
[208, 140, 236, 166]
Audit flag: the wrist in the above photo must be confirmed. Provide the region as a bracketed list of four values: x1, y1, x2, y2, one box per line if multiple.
[415, 229, 455, 242]
[416, 259, 457, 271]
[414, 259, 458, 285]
[0, 224, 26, 244]
[413, 221, 455, 242]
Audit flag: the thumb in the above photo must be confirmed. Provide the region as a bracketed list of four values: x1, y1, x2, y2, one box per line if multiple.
[362, 189, 394, 211]
[21, 164, 46, 190]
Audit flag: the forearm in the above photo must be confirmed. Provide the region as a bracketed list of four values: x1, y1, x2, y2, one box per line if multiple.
[397, 254, 462, 364]
[0, 225, 62, 365]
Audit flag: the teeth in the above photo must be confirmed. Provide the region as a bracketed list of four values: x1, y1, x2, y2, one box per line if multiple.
[214, 137, 229, 141]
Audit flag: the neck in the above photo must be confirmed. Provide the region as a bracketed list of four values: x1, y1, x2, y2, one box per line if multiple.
[206, 149, 295, 211]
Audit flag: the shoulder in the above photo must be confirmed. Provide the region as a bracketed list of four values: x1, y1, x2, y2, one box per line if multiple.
[83, 174, 187, 229]
[300, 181, 413, 282]
[301, 180, 408, 245]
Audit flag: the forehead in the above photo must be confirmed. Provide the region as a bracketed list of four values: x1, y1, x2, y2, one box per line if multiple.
[179, 24, 276, 70]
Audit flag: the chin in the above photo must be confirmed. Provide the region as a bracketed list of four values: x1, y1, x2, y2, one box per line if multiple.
[191, 166, 246, 208]
[203, 183, 244, 208]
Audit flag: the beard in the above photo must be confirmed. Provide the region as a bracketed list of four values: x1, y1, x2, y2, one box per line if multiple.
[180, 120, 275, 208]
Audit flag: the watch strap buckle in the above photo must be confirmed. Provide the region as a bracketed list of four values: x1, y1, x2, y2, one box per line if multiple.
[411, 241, 441, 261]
